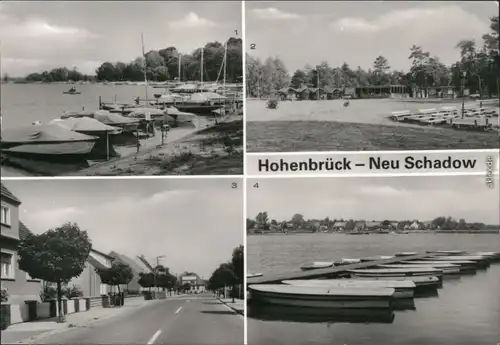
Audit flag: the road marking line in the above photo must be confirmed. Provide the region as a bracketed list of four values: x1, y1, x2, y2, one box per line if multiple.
[147, 330, 162, 345]
[175, 306, 182, 314]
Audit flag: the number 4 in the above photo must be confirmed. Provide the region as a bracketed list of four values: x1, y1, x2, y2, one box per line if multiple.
[253, 183, 259, 188]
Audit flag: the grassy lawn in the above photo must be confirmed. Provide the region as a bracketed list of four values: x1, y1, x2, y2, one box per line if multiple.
[246, 121, 499, 152]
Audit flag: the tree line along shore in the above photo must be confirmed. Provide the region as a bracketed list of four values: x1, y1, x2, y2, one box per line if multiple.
[247, 213, 500, 234]
[246, 16, 499, 100]
[3, 37, 243, 84]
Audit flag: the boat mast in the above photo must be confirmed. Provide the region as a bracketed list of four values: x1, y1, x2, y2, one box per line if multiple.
[141, 33, 149, 102]
[200, 47, 204, 85]
[178, 54, 182, 82]
[223, 40, 227, 112]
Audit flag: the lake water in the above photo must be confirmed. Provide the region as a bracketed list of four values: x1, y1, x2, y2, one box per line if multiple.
[247, 234, 500, 345]
[1, 83, 163, 129]
[0, 83, 208, 176]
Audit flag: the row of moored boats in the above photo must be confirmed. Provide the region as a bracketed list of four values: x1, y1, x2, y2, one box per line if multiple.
[247, 251, 500, 312]
[389, 105, 499, 130]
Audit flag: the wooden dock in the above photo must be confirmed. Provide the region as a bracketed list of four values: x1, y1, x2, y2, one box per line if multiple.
[247, 253, 432, 285]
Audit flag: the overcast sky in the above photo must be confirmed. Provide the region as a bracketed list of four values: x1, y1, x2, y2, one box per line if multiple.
[247, 176, 499, 224]
[246, 1, 498, 72]
[4, 178, 243, 279]
[0, 1, 241, 77]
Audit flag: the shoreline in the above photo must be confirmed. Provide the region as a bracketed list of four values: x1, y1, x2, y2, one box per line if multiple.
[248, 229, 500, 235]
[1, 116, 243, 176]
[70, 117, 243, 176]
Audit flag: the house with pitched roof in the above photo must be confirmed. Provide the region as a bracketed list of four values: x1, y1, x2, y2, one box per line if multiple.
[332, 221, 347, 231]
[66, 248, 115, 297]
[179, 272, 206, 294]
[109, 251, 151, 292]
[1, 184, 42, 304]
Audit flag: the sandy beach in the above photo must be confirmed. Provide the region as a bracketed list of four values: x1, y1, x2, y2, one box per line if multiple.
[71, 116, 243, 176]
[246, 98, 497, 126]
[246, 99, 499, 152]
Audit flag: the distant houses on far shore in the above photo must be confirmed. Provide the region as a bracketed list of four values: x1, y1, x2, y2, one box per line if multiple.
[247, 217, 499, 234]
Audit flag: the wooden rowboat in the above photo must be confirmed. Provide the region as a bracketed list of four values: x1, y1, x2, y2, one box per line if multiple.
[248, 284, 395, 309]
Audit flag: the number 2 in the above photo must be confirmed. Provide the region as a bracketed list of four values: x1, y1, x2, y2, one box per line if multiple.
[250, 43, 256, 50]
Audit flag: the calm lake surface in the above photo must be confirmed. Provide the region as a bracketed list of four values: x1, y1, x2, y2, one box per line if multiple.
[1, 83, 162, 129]
[247, 234, 500, 345]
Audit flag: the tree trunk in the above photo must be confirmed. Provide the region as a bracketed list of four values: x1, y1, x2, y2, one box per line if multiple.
[56, 281, 65, 323]
[117, 285, 122, 307]
[232, 285, 235, 303]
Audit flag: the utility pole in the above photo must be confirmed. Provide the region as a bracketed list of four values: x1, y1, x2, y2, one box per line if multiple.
[461, 71, 466, 119]
[316, 66, 320, 101]
[178, 54, 182, 82]
[200, 48, 204, 84]
[154, 255, 165, 295]
[141, 33, 148, 102]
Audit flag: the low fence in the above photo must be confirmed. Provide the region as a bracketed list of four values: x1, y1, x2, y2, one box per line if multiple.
[6, 294, 145, 325]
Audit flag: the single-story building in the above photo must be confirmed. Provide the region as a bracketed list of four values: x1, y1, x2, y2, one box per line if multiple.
[295, 87, 310, 100]
[366, 221, 382, 231]
[277, 87, 297, 101]
[309, 88, 326, 100]
[332, 221, 347, 231]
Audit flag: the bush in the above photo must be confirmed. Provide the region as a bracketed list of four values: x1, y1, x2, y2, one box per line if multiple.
[0, 289, 8, 303]
[64, 285, 83, 298]
[40, 284, 83, 301]
[267, 99, 278, 109]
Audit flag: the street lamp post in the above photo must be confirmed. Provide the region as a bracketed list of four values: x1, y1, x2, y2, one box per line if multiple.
[461, 71, 467, 119]
[154, 255, 166, 296]
[316, 66, 320, 101]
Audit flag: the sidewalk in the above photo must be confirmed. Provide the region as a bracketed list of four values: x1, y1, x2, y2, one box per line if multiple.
[217, 297, 244, 315]
[1, 297, 160, 344]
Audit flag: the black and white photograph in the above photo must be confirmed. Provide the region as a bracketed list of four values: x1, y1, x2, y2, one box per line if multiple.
[1, 1, 243, 176]
[1, 179, 244, 344]
[246, 176, 500, 345]
[246, 1, 499, 152]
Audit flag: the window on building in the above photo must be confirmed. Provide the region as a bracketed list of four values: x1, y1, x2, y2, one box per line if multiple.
[1, 206, 11, 226]
[1, 252, 14, 279]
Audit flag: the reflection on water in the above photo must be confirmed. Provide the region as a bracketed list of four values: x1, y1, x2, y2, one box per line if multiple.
[414, 288, 439, 298]
[393, 298, 416, 311]
[248, 304, 395, 324]
[248, 235, 500, 345]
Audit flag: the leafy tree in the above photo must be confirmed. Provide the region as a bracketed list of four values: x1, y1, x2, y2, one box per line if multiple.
[181, 283, 192, 293]
[207, 262, 237, 301]
[138, 272, 155, 291]
[291, 213, 304, 229]
[290, 69, 307, 89]
[153, 266, 177, 291]
[246, 218, 257, 232]
[255, 212, 269, 230]
[231, 245, 244, 285]
[17, 223, 91, 322]
[95, 262, 133, 306]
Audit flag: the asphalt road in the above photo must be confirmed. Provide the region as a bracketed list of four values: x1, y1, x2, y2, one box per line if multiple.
[30, 293, 243, 344]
